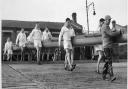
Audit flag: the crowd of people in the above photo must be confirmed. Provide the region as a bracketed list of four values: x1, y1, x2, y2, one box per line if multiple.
[3, 15, 123, 82]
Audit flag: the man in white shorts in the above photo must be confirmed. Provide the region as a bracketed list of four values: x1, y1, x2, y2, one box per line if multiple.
[29, 23, 42, 64]
[4, 37, 13, 61]
[16, 28, 27, 61]
[59, 18, 76, 71]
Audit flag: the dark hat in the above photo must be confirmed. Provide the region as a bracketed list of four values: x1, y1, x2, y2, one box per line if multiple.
[112, 20, 116, 23]
[66, 18, 71, 22]
[99, 18, 105, 22]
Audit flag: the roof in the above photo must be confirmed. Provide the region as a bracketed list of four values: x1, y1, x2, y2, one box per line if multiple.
[2, 20, 83, 30]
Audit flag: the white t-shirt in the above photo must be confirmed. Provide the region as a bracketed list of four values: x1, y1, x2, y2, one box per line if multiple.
[42, 31, 52, 41]
[16, 32, 27, 46]
[59, 26, 75, 41]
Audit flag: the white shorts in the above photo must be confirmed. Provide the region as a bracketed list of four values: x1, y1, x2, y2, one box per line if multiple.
[7, 50, 13, 55]
[34, 40, 42, 47]
[63, 40, 72, 49]
[19, 42, 26, 47]
[95, 45, 103, 52]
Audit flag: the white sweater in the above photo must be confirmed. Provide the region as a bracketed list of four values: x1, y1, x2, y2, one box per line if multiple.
[59, 26, 75, 41]
[29, 29, 42, 41]
[16, 32, 27, 45]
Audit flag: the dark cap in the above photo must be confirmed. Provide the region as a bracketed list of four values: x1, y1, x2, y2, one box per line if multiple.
[66, 18, 70, 22]
[99, 18, 105, 22]
[112, 20, 116, 23]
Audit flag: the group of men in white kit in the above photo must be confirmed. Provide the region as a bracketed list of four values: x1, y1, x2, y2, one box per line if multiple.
[4, 24, 52, 64]
[4, 18, 76, 71]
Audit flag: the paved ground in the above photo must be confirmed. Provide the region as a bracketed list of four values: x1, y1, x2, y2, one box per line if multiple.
[2, 62, 127, 89]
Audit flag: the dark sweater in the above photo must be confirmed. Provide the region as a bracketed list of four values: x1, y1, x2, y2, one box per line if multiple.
[101, 23, 121, 48]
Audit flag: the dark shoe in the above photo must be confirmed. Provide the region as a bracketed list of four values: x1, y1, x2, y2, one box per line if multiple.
[70, 68, 73, 71]
[111, 76, 116, 82]
[64, 66, 68, 70]
[72, 64, 76, 69]
[70, 64, 76, 71]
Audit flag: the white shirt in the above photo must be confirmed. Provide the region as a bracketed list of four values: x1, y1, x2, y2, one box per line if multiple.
[29, 29, 42, 40]
[59, 26, 75, 42]
[42, 31, 52, 41]
[16, 32, 27, 45]
[4, 41, 13, 53]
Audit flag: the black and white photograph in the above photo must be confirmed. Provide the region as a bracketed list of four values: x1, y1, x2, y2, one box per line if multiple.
[1, 0, 127, 89]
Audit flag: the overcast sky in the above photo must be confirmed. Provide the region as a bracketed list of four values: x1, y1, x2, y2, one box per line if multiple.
[1, 0, 127, 31]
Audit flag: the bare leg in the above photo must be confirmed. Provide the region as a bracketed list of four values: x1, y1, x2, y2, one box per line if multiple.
[7, 54, 10, 61]
[21, 47, 24, 61]
[65, 49, 72, 69]
[70, 48, 76, 71]
[70, 49, 74, 65]
[36, 47, 41, 64]
[97, 51, 102, 73]
[64, 53, 68, 68]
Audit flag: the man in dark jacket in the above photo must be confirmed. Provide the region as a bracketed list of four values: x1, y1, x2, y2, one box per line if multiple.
[101, 15, 122, 81]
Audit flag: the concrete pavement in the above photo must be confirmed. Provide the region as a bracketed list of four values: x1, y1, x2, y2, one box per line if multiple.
[2, 62, 127, 89]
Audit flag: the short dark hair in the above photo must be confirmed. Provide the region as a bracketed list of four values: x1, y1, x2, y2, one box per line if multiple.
[66, 18, 70, 22]
[99, 18, 105, 22]
[112, 20, 116, 23]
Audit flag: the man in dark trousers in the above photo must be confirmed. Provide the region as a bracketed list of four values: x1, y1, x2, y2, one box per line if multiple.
[101, 15, 122, 81]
